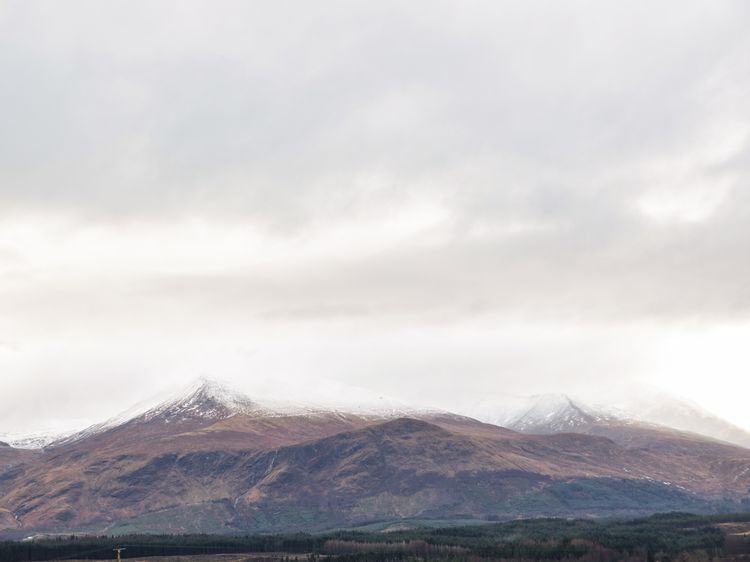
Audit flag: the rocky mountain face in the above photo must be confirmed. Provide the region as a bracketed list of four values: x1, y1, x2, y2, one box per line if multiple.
[2, 380, 750, 537]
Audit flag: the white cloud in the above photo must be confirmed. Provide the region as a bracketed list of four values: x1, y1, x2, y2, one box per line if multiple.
[637, 179, 733, 224]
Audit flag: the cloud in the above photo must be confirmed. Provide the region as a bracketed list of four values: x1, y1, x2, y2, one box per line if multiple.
[1, 1, 750, 432]
[0, 1, 747, 224]
[0, 340, 20, 352]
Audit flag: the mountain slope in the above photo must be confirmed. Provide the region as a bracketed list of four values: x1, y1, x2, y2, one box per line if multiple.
[2, 381, 750, 537]
[3, 415, 750, 535]
[0, 380, 455, 534]
[0, 443, 39, 469]
[231, 417, 750, 531]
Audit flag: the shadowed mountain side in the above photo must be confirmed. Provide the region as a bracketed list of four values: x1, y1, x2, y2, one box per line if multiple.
[229, 419, 750, 531]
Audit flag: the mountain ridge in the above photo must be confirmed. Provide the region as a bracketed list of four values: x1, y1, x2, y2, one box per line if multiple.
[48, 377, 446, 450]
[3, 379, 750, 537]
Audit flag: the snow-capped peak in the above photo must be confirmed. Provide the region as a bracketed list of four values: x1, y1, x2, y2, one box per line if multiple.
[140, 377, 261, 422]
[48, 376, 445, 448]
[49, 377, 262, 447]
[466, 392, 628, 434]
[463, 387, 750, 449]
[507, 394, 595, 433]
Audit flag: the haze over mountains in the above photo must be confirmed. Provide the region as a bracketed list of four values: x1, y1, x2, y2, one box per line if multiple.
[478, 392, 750, 449]
[1, 378, 750, 538]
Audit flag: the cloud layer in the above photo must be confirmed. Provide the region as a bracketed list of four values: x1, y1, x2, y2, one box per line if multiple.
[1, 1, 749, 433]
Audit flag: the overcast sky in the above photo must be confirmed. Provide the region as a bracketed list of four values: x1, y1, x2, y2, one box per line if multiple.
[1, 1, 750, 435]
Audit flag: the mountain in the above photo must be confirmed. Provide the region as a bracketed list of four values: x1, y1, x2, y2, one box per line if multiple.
[51, 378, 435, 448]
[2, 379, 750, 537]
[0, 432, 67, 450]
[608, 390, 750, 449]
[229, 417, 750, 532]
[0, 380, 478, 535]
[0, 442, 39, 531]
[500, 394, 619, 434]
[0, 445, 39, 469]
[473, 391, 750, 451]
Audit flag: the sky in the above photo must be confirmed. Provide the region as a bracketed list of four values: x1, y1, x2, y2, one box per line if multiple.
[1, 0, 750, 435]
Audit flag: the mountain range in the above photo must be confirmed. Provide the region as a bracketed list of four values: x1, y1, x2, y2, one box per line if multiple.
[1, 379, 750, 538]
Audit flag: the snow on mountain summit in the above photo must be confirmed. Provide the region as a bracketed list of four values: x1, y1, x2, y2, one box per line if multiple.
[48, 377, 440, 448]
[464, 392, 631, 434]
[506, 393, 622, 433]
[50, 377, 263, 447]
[139, 377, 262, 422]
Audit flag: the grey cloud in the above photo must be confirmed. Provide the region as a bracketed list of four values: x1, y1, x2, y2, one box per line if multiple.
[1, 1, 748, 228]
[130, 193, 749, 324]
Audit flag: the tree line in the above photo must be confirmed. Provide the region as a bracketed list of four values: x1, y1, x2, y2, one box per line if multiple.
[0, 512, 747, 562]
